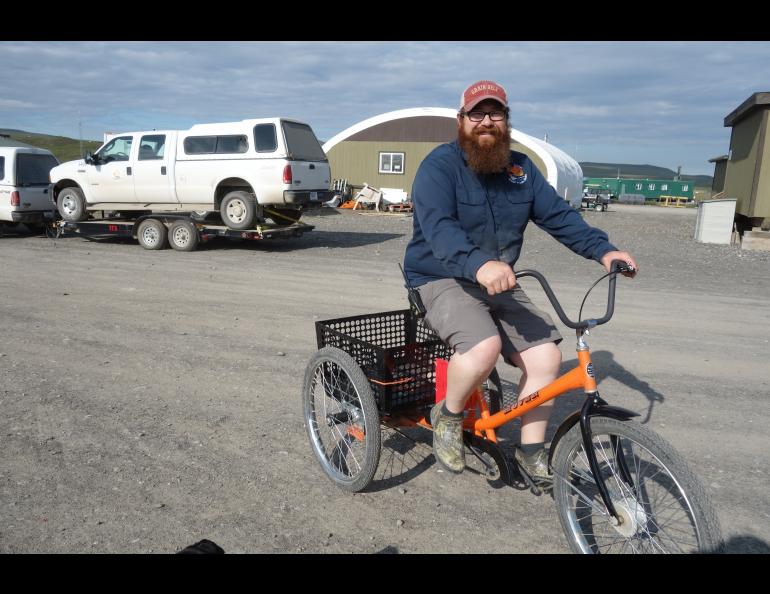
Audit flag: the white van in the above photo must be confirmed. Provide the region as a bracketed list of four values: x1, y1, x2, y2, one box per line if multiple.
[50, 118, 332, 230]
[0, 146, 59, 228]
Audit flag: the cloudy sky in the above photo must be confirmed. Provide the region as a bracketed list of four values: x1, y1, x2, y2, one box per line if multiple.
[1, 41, 768, 175]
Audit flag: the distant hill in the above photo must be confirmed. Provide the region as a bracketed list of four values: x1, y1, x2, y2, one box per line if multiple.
[0, 129, 102, 163]
[580, 162, 712, 188]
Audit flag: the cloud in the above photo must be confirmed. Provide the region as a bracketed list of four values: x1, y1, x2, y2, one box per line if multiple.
[1, 40, 768, 174]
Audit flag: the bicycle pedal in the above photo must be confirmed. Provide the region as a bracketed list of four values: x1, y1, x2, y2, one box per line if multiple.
[511, 458, 546, 495]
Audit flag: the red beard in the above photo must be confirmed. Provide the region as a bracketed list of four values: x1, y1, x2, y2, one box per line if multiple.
[458, 121, 511, 174]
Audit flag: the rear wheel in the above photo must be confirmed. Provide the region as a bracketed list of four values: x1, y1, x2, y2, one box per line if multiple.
[595, 203, 605, 212]
[136, 218, 167, 250]
[552, 417, 723, 554]
[167, 220, 199, 251]
[57, 187, 87, 222]
[220, 191, 256, 230]
[303, 346, 381, 492]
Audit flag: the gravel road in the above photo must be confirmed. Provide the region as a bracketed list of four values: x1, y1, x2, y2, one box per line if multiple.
[1, 204, 768, 553]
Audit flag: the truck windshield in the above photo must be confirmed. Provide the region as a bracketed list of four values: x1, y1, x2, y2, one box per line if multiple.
[282, 121, 327, 161]
[16, 153, 59, 185]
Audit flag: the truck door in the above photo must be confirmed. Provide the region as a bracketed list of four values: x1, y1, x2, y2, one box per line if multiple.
[133, 133, 177, 203]
[87, 135, 136, 203]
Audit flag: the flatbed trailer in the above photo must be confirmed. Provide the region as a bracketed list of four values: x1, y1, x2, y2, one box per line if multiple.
[53, 213, 314, 251]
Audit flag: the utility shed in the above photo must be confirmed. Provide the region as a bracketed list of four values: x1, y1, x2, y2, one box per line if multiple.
[708, 155, 728, 194]
[722, 92, 770, 228]
[322, 107, 583, 207]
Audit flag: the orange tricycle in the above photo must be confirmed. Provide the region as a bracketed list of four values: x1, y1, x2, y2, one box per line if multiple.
[302, 261, 723, 553]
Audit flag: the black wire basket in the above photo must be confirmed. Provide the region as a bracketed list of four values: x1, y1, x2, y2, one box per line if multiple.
[315, 309, 451, 415]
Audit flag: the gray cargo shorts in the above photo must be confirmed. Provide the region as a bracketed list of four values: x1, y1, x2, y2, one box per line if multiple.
[416, 278, 562, 360]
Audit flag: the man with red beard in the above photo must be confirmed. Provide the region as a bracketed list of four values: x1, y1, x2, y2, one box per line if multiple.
[403, 80, 637, 481]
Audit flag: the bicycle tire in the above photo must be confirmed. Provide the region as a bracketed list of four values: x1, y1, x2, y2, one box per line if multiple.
[551, 416, 723, 554]
[302, 346, 381, 492]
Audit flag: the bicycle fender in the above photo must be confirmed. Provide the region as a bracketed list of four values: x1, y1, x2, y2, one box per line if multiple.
[548, 405, 640, 468]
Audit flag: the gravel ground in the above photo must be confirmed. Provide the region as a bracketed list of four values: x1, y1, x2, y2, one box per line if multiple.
[1, 203, 769, 554]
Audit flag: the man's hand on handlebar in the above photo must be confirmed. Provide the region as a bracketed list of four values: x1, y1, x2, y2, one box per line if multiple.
[601, 251, 638, 278]
[476, 260, 517, 295]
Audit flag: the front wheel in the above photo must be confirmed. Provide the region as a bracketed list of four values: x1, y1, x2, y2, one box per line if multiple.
[551, 416, 723, 554]
[302, 346, 381, 492]
[136, 218, 167, 250]
[57, 187, 88, 222]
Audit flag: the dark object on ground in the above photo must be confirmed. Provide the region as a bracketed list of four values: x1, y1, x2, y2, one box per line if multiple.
[176, 539, 225, 554]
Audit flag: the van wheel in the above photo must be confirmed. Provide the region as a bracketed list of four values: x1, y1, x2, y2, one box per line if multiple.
[57, 187, 87, 222]
[220, 191, 256, 230]
[136, 218, 168, 250]
[168, 220, 199, 251]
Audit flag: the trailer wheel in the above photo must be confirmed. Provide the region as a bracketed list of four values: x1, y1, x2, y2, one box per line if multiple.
[168, 221, 199, 251]
[220, 191, 256, 230]
[136, 218, 168, 250]
[57, 187, 88, 222]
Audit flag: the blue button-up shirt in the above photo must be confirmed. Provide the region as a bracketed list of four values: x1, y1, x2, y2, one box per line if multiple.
[404, 140, 616, 287]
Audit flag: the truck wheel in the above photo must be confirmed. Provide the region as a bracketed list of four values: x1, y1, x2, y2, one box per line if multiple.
[57, 187, 87, 222]
[136, 218, 168, 250]
[168, 220, 199, 251]
[220, 191, 256, 230]
[595, 203, 605, 212]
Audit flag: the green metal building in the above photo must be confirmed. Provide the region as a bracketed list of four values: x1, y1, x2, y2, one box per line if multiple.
[583, 177, 694, 201]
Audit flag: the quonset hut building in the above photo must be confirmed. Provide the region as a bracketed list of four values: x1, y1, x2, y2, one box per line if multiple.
[322, 107, 583, 208]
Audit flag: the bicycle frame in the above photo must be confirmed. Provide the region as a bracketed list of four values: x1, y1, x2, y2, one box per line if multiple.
[398, 262, 639, 521]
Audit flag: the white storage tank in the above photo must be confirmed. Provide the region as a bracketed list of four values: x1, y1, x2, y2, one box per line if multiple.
[694, 198, 737, 244]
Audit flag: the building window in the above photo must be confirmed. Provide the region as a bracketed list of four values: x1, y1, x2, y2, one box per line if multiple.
[635, 183, 643, 190]
[648, 183, 656, 191]
[379, 152, 404, 174]
[661, 184, 668, 191]
[682, 184, 689, 191]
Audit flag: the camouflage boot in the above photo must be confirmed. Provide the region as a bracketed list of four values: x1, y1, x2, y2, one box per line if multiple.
[430, 403, 465, 474]
[514, 446, 552, 481]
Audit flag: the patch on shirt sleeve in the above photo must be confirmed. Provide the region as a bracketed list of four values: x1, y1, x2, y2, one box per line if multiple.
[508, 164, 527, 184]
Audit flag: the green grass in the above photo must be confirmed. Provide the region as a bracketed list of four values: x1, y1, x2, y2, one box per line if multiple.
[0, 129, 102, 163]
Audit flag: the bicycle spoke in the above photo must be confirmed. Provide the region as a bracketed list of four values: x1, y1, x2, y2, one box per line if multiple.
[556, 421, 709, 554]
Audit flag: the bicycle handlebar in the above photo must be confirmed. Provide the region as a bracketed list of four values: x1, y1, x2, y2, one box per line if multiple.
[514, 259, 633, 330]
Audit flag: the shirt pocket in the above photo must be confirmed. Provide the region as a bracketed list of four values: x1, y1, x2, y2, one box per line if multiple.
[504, 186, 534, 205]
[457, 190, 488, 234]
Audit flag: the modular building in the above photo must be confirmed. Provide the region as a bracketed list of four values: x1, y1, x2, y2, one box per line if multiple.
[583, 177, 694, 201]
[718, 92, 770, 229]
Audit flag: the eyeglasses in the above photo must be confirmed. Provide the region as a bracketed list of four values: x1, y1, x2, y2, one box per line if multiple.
[463, 109, 508, 122]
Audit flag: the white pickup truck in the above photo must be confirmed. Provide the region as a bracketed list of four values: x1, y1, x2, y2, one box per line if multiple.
[49, 118, 332, 230]
[1, 145, 59, 229]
